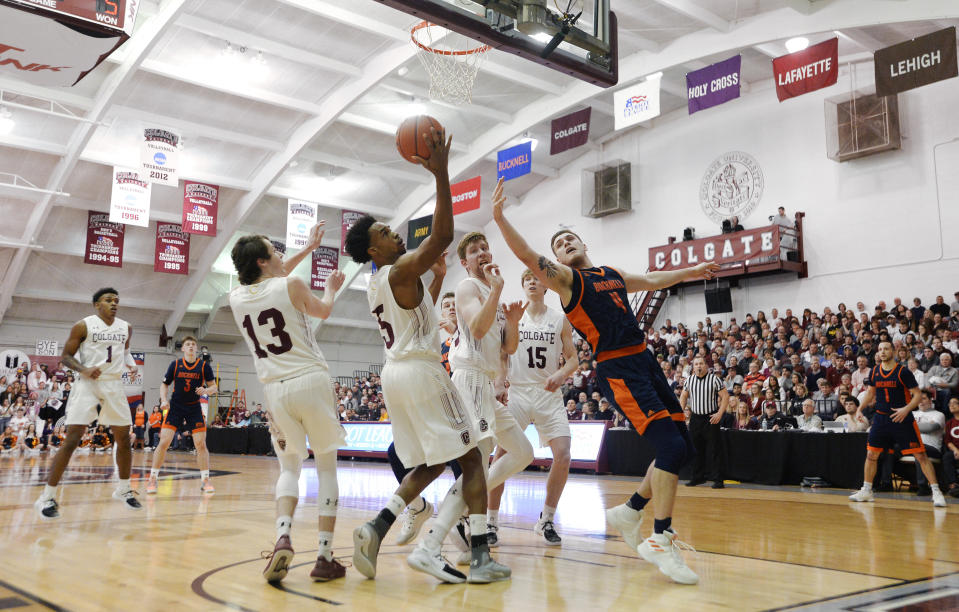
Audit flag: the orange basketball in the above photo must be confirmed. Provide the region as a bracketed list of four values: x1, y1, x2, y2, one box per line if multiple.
[395, 115, 444, 164]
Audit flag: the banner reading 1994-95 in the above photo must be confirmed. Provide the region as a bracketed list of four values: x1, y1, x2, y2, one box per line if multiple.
[85, 211, 124, 268]
[154, 223, 190, 275]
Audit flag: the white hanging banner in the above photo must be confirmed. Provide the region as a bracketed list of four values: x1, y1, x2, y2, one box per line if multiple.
[140, 128, 180, 186]
[613, 79, 661, 130]
[286, 200, 319, 251]
[109, 167, 152, 227]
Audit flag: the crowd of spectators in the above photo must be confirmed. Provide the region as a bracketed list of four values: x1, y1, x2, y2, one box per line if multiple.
[0, 361, 76, 455]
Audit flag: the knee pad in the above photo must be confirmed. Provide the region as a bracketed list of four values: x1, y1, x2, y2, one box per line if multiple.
[646, 419, 688, 475]
[314, 452, 339, 517]
[275, 469, 300, 500]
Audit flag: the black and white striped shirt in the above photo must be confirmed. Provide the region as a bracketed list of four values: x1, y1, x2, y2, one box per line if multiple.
[685, 373, 723, 415]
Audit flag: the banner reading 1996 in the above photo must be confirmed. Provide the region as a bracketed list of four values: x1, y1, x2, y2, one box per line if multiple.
[154, 223, 190, 275]
[109, 167, 151, 227]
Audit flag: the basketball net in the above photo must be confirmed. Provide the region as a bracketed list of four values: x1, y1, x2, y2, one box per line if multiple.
[411, 21, 489, 106]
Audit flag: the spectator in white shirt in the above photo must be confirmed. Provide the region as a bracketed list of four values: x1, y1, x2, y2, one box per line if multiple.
[9, 407, 30, 438]
[26, 363, 47, 393]
[850, 356, 870, 399]
[796, 399, 824, 432]
[836, 397, 869, 432]
[913, 391, 946, 495]
[907, 357, 927, 394]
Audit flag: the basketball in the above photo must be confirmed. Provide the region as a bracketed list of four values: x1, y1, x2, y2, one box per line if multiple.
[395, 115, 444, 164]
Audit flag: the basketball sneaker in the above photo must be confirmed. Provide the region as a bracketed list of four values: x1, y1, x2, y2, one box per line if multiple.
[407, 544, 467, 583]
[848, 487, 874, 502]
[605, 503, 644, 552]
[534, 519, 562, 546]
[145, 476, 158, 495]
[637, 532, 699, 585]
[352, 522, 382, 579]
[112, 488, 143, 510]
[200, 479, 215, 495]
[34, 498, 59, 520]
[310, 556, 347, 582]
[932, 488, 947, 508]
[487, 523, 499, 547]
[262, 535, 294, 583]
[396, 498, 432, 545]
[467, 551, 511, 583]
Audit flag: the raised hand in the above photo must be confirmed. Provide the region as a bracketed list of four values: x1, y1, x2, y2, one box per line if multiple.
[326, 269, 346, 292]
[491, 177, 506, 221]
[430, 250, 449, 278]
[503, 300, 527, 325]
[687, 261, 721, 281]
[307, 220, 327, 250]
[412, 126, 452, 176]
[484, 263, 504, 291]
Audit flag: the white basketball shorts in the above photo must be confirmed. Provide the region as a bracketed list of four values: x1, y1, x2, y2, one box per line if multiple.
[451, 368, 519, 442]
[264, 369, 345, 460]
[507, 383, 570, 447]
[65, 376, 132, 427]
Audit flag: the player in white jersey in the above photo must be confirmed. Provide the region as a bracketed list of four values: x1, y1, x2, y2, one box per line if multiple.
[487, 269, 579, 545]
[345, 125, 509, 584]
[229, 221, 348, 583]
[35, 288, 141, 519]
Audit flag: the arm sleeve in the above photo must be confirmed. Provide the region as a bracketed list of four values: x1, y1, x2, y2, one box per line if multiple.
[203, 363, 215, 384]
[162, 362, 175, 385]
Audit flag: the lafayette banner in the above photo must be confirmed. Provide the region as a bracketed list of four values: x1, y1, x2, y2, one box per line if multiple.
[154, 223, 190, 275]
[687, 55, 741, 114]
[649, 225, 782, 272]
[874, 27, 957, 96]
[182, 181, 218, 236]
[140, 128, 179, 187]
[109, 167, 151, 227]
[550, 107, 591, 154]
[286, 200, 318, 251]
[341, 210, 366, 256]
[451, 176, 481, 215]
[85, 211, 124, 268]
[311, 246, 339, 291]
[772, 38, 838, 102]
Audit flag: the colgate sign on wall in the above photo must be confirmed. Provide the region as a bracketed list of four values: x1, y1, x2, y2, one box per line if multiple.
[649, 225, 782, 271]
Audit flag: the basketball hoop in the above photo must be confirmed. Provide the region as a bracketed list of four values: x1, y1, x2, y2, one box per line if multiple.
[411, 21, 490, 106]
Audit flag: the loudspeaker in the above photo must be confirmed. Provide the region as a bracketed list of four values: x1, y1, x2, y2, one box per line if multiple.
[704, 286, 732, 314]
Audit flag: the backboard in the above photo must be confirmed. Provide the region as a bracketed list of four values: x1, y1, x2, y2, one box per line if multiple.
[372, 0, 618, 87]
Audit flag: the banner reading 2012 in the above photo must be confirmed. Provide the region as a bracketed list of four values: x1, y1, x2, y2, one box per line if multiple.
[140, 128, 180, 187]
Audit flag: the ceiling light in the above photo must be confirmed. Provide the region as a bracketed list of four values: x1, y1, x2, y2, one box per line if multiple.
[397, 66, 409, 77]
[252, 50, 266, 65]
[785, 37, 809, 53]
[325, 166, 337, 182]
[531, 32, 554, 45]
[645, 71, 663, 81]
[0, 106, 14, 135]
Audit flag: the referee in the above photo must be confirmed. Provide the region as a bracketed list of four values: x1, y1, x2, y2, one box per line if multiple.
[680, 356, 729, 489]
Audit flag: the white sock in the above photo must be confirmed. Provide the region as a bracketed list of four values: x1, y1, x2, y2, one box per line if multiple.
[201, 470, 210, 481]
[862, 482, 873, 492]
[930, 483, 941, 493]
[276, 515, 292, 539]
[386, 494, 405, 517]
[487, 509, 499, 525]
[541, 505, 556, 522]
[318, 531, 334, 561]
[43, 484, 58, 501]
[117, 478, 130, 492]
[150, 468, 159, 479]
[423, 479, 466, 550]
[469, 514, 486, 539]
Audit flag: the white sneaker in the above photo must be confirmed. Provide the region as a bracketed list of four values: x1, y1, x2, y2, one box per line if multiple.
[455, 550, 472, 566]
[112, 488, 143, 510]
[396, 499, 432, 546]
[446, 517, 470, 553]
[849, 487, 874, 502]
[407, 544, 467, 583]
[932, 489, 947, 508]
[638, 532, 699, 585]
[606, 503, 644, 551]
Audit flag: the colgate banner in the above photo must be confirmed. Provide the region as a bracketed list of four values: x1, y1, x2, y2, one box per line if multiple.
[109, 166, 151, 227]
[154, 223, 190, 275]
[84, 211, 124, 268]
[311, 246, 339, 291]
[550, 108, 591, 155]
[182, 181, 218, 236]
[451, 176, 481, 215]
[341, 210, 365, 256]
[649, 225, 782, 272]
[772, 38, 838, 102]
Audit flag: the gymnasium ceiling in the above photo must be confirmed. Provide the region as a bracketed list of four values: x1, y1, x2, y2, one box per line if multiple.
[0, 0, 957, 350]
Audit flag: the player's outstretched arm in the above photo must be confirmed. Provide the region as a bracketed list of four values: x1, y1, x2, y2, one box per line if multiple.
[490, 177, 573, 302]
[501, 300, 527, 356]
[282, 221, 328, 276]
[620, 262, 720, 293]
[427, 250, 448, 305]
[287, 269, 345, 320]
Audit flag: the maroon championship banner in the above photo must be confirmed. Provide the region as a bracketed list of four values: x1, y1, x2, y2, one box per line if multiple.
[311, 246, 339, 291]
[550, 107, 591, 155]
[451, 176, 481, 215]
[341, 210, 365, 256]
[772, 38, 838, 102]
[182, 181, 218, 236]
[84, 211, 124, 268]
[154, 223, 190, 275]
[649, 225, 782, 272]
[874, 27, 957, 97]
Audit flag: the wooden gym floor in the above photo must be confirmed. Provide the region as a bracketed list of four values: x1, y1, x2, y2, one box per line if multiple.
[0, 450, 957, 611]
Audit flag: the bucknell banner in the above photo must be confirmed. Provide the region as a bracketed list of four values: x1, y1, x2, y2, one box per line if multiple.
[451, 176, 481, 215]
[311, 246, 339, 291]
[140, 128, 179, 187]
[85, 211, 124, 268]
[109, 166, 151, 227]
[407, 215, 432, 250]
[550, 108, 591, 155]
[182, 181, 218, 236]
[286, 199, 318, 251]
[687, 55, 741, 114]
[497, 141, 532, 181]
[874, 27, 957, 97]
[342, 210, 366, 256]
[649, 225, 782, 272]
[154, 223, 190, 275]
[772, 38, 838, 102]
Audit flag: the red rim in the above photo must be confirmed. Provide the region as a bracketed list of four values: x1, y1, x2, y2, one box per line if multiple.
[411, 21, 491, 56]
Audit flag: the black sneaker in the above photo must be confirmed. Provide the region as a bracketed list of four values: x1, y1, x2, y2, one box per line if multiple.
[34, 498, 59, 520]
[112, 488, 143, 510]
[534, 519, 562, 545]
[487, 524, 499, 548]
[711, 481, 725, 489]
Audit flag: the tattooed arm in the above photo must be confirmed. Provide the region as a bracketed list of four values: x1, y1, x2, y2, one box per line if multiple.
[490, 178, 574, 305]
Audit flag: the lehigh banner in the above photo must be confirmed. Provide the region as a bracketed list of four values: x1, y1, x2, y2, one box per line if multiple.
[874, 27, 957, 96]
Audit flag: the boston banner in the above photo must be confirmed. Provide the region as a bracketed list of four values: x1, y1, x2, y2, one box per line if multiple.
[85, 211, 124, 268]
[687, 55, 741, 114]
[154, 223, 190, 275]
[874, 27, 957, 97]
[407, 214, 432, 250]
[772, 38, 838, 102]
[613, 78, 660, 130]
[311, 246, 339, 291]
[140, 128, 180, 187]
[451, 176, 481, 215]
[182, 181, 218, 236]
[497, 141, 532, 181]
[341, 210, 366, 256]
[109, 166, 151, 227]
[550, 108, 591, 155]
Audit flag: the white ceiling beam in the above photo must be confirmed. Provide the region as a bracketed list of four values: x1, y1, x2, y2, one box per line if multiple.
[783, 0, 814, 15]
[752, 43, 784, 58]
[175, 14, 360, 75]
[617, 30, 662, 54]
[834, 28, 887, 52]
[77, 148, 254, 191]
[0, 76, 94, 112]
[298, 149, 429, 183]
[0, 134, 67, 157]
[277, 0, 409, 42]
[108, 105, 285, 152]
[657, 77, 688, 99]
[14, 287, 176, 311]
[0, 0, 189, 325]
[648, 0, 731, 32]
[378, 78, 513, 123]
